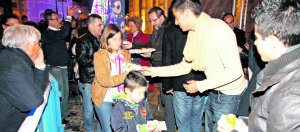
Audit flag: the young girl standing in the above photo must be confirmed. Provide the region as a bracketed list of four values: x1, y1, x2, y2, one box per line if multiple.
[92, 24, 132, 132]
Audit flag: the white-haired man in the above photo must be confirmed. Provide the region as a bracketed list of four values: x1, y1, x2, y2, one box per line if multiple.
[0, 25, 49, 131]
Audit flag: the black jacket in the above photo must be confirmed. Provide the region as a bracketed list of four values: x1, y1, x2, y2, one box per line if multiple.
[249, 46, 300, 132]
[132, 20, 168, 66]
[233, 27, 246, 50]
[161, 22, 206, 92]
[237, 33, 265, 116]
[42, 22, 71, 66]
[0, 48, 49, 131]
[233, 28, 248, 68]
[0, 30, 3, 50]
[76, 31, 100, 83]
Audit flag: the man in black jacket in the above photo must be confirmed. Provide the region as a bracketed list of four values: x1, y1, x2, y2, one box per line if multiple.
[223, 13, 248, 70]
[42, 6, 78, 121]
[223, 13, 246, 51]
[75, 14, 102, 132]
[162, 4, 206, 131]
[0, 25, 49, 131]
[123, 7, 167, 67]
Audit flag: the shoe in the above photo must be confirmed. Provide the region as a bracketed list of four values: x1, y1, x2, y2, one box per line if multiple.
[62, 119, 69, 124]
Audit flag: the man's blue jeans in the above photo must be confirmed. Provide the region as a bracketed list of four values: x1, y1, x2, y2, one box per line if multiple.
[173, 91, 206, 132]
[204, 91, 241, 132]
[159, 83, 176, 132]
[78, 82, 100, 132]
[48, 67, 69, 119]
[94, 102, 113, 132]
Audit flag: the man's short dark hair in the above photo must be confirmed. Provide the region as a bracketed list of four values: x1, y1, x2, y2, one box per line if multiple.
[172, 0, 202, 16]
[166, 0, 178, 24]
[148, 6, 165, 18]
[1, 14, 19, 25]
[44, 9, 56, 21]
[252, 0, 300, 46]
[222, 13, 234, 20]
[124, 71, 147, 91]
[86, 14, 102, 25]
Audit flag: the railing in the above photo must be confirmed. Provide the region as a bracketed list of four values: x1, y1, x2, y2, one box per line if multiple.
[18, 75, 64, 132]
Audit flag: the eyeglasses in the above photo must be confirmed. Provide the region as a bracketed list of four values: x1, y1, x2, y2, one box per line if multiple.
[149, 13, 162, 23]
[49, 18, 60, 21]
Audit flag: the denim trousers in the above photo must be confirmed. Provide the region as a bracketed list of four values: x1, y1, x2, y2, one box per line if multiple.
[204, 91, 240, 132]
[78, 82, 101, 132]
[94, 102, 113, 132]
[159, 83, 176, 132]
[48, 67, 69, 119]
[173, 91, 206, 132]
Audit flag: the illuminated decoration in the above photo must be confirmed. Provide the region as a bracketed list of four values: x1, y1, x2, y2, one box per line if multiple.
[91, 0, 125, 38]
[128, 0, 172, 34]
[91, 0, 109, 23]
[233, 0, 248, 30]
[25, 0, 72, 22]
[107, 0, 125, 38]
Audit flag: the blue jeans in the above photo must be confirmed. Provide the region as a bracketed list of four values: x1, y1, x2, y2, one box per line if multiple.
[159, 83, 176, 132]
[94, 102, 113, 132]
[78, 82, 100, 132]
[48, 67, 69, 119]
[173, 91, 206, 132]
[204, 91, 240, 132]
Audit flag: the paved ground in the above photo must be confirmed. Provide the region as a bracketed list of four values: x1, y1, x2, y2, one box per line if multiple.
[64, 84, 164, 132]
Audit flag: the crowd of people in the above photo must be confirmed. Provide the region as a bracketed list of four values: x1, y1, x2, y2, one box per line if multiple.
[0, 0, 299, 132]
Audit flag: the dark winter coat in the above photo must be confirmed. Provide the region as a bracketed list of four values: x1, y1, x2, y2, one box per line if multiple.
[249, 46, 300, 132]
[0, 48, 49, 131]
[76, 31, 100, 83]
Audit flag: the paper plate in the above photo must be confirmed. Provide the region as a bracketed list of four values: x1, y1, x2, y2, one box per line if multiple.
[129, 48, 156, 54]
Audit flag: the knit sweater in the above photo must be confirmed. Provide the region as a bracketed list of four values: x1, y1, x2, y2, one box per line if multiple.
[151, 12, 247, 95]
[42, 22, 71, 66]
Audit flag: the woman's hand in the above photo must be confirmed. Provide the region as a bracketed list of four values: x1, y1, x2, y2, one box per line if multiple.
[122, 40, 133, 49]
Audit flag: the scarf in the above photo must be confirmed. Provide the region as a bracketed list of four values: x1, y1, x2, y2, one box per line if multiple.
[262, 45, 300, 83]
[110, 50, 126, 92]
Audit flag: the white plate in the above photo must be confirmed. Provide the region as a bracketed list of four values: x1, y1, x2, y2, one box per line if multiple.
[129, 48, 156, 54]
[147, 121, 167, 131]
